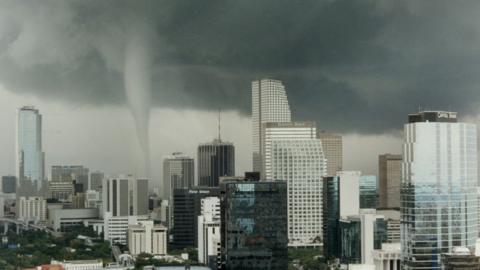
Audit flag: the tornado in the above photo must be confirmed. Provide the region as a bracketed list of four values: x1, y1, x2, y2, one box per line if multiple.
[124, 27, 152, 177]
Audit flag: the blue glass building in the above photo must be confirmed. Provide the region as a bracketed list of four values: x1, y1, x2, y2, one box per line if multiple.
[220, 179, 288, 270]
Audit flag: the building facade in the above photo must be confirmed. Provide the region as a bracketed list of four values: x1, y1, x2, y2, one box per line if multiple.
[317, 131, 343, 176]
[323, 171, 361, 259]
[102, 176, 149, 217]
[372, 243, 401, 270]
[16, 106, 45, 195]
[128, 221, 167, 257]
[17, 196, 47, 222]
[220, 180, 288, 270]
[378, 154, 402, 209]
[198, 197, 221, 269]
[51, 166, 89, 191]
[263, 122, 316, 180]
[339, 209, 387, 265]
[401, 111, 478, 269]
[172, 187, 220, 248]
[103, 213, 150, 244]
[198, 139, 235, 187]
[89, 171, 104, 192]
[360, 175, 378, 209]
[271, 138, 326, 247]
[163, 152, 194, 199]
[252, 79, 292, 173]
[1, 176, 16, 193]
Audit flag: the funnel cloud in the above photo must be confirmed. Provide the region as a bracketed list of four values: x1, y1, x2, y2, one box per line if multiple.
[1, 1, 480, 133]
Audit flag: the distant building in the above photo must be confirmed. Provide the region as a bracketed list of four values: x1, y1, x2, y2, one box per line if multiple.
[48, 181, 74, 201]
[401, 111, 478, 269]
[89, 171, 104, 192]
[1, 176, 16, 193]
[16, 106, 46, 195]
[103, 212, 150, 245]
[102, 176, 149, 217]
[49, 208, 99, 232]
[85, 190, 102, 210]
[51, 166, 89, 192]
[441, 246, 480, 270]
[323, 171, 360, 259]
[198, 197, 221, 269]
[317, 132, 343, 176]
[372, 243, 401, 270]
[339, 209, 387, 265]
[270, 135, 326, 247]
[163, 152, 194, 202]
[128, 220, 167, 257]
[17, 196, 47, 222]
[376, 209, 400, 243]
[378, 154, 402, 209]
[198, 139, 235, 187]
[262, 121, 317, 180]
[252, 78, 292, 173]
[50, 260, 103, 270]
[172, 187, 220, 248]
[360, 175, 378, 209]
[220, 179, 288, 270]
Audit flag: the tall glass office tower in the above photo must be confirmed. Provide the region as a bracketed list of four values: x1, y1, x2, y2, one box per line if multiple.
[401, 111, 478, 269]
[163, 152, 194, 199]
[252, 79, 291, 173]
[16, 106, 45, 195]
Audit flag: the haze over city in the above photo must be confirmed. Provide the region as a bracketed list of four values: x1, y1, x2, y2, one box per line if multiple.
[2, 1, 480, 270]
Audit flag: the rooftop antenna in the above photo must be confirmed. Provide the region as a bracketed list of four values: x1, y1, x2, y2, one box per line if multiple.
[218, 108, 221, 141]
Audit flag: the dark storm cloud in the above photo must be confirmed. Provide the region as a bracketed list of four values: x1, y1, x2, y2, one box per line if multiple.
[1, 0, 480, 133]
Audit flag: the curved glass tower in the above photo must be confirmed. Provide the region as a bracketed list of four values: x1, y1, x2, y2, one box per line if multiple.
[401, 111, 478, 269]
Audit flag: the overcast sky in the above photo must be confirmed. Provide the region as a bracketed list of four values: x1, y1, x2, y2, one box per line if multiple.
[2, 0, 480, 190]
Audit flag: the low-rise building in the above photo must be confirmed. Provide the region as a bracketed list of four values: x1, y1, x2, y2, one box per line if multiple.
[127, 221, 167, 257]
[103, 212, 150, 245]
[441, 247, 480, 270]
[49, 208, 99, 232]
[50, 259, 103, 270]
[372, 243, 401, 270]
[17, 196, 47, 223]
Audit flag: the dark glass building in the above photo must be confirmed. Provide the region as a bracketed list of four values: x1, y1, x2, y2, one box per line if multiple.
[198, 139, 235, 187]
[360, 175, 378, 209]
[1, 176, 16, 193]
[172, 186, 220, 249]
[220, 179, 288, 270]
[323, 176, 341, 259]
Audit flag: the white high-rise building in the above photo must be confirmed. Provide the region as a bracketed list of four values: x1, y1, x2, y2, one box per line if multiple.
[263, 122, 316, 180]
[252, 79, 291, 173]
[128, 220, 167, 256]
[163, 152, 194, 199]
[16, 106, 45, 195]
[198, 197, 221, 266]
[104, 212, 150, 244]
[102, 176, 149, 217]
[17, 196, 46, 223]
[401, 111, 478, 270]
[271, 136, 326, 247]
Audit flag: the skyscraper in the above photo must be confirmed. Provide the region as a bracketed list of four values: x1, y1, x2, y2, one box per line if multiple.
[378, 154, 402, 209]
[198, 139, 235, 187]
[16, 106, 45, 195]
[102, 176, 149, 217]
[252, 79, 291, 173]
[263, 122, 316, 180]
[401, 111, 478, 270]
[220, 179, 288, 270]
[163, 152, 194, 199]
[317, 131, 343, 176]
[271, 138, 326, 247]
